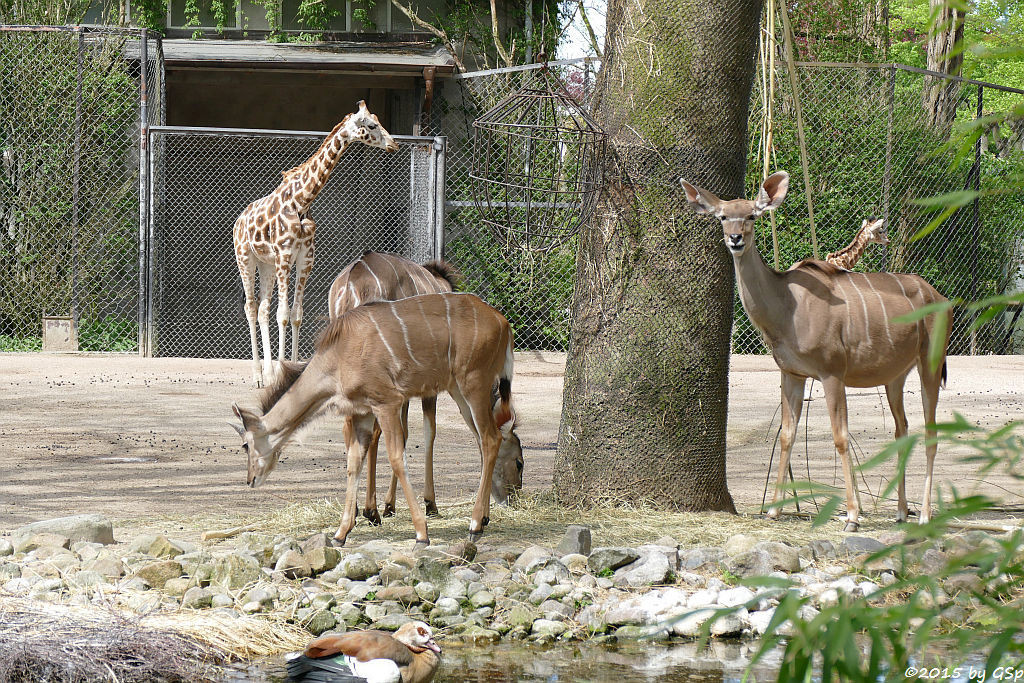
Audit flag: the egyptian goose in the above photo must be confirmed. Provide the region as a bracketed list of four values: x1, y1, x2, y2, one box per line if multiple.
[285, 621, 441, 683]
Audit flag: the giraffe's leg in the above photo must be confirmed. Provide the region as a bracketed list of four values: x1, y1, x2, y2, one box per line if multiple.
[237, 255, 262, 387]
[767, 372, 806, 520]
[885, 372, 911, 523]
[821, 376, 861, 531]
[275, 253, 294, 370]
[256, 261, 275, 383]
[291, 223, 315, 362]
[422, 396, 439, 517]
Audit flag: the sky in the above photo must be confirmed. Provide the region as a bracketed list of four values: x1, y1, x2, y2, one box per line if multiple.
[556, 0, 607, 59]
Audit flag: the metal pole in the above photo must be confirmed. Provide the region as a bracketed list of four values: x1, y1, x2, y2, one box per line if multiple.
[72, 28, 83, 323]
[138, 29, 150, 356]
[433, 136, 447, 260]
[970, 85, 983, 355]
[882, 65, 894, 273]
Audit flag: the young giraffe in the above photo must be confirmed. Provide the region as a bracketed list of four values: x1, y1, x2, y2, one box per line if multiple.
[233, 101, 398, 387]
[825, 217, 888, 270]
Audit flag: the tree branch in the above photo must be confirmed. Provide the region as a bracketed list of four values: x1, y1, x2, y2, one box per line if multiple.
[389, 0, 468, 72]
[578, 0, 603, 58]
[489, 0, 513, 67]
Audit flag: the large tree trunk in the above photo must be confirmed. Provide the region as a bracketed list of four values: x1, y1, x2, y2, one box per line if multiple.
[554, 0, 763, 510]
[923, 0, 965, 131]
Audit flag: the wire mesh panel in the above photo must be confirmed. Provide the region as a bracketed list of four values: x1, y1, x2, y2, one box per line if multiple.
[147, 129, 444, 359]
[743, 63, 1024, 355]
[0, 26, 161, 353]
[435, 61, 598, 351]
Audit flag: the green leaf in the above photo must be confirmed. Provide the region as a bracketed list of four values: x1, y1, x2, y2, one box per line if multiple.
[911, 205, 959, 242]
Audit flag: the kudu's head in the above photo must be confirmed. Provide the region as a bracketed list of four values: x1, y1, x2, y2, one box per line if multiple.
[344, 100, 399, 153]
[679, 172, 790, 257]
[862, 216, 889, 245]
[231, 403, 279, 488]
[492, 404, 524, 505]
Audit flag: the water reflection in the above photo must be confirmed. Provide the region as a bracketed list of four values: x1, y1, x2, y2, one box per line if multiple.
[251, 639, 786, 682]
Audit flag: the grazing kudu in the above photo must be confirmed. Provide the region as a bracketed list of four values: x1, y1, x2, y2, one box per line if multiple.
[328, 251, 523, 524]
[680, 172, 950, 531]
[230, 292, 520, 546]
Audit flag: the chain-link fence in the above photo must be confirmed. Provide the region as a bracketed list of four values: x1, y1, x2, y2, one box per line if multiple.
[0, 26, 162, 352]
[434, 59, 1024, 354]
[147, 129, 445, 358]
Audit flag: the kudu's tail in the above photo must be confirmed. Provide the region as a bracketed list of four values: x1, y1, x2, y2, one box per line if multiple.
[493, 337, 515, 430]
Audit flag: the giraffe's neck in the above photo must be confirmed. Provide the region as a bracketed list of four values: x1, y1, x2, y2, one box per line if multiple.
[826, 226, 872, 270]
[285, 124, 354, 210]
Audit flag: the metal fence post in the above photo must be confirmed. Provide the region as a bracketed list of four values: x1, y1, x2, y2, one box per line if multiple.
[138, 28, 150, 356]
[970, 84, 984, 355]
[73, 28, 83, 322]
[433, 135, 447, 261]
[883, 64, 895, 273]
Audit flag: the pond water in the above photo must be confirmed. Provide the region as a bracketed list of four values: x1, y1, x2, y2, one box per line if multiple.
[243, 639, 787, 682]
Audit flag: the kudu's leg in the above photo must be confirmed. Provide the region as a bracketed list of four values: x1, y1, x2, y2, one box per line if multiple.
[421, 396, 439, 517]
[383, 401, 411, 518]
[885, 373, 911, 523]
[361, 419, 383, 526]
[376, 405, 430, 546]
[821, 376, 861, 531]
[767, 373, 806, 520]
[257, 261, 276, 383]
[456, 382, 501, 543]
[290, 230, 314, 362]
[919, 363, 943, 524]
[238, 257, 262, 387]
[334, 414, 376, 546]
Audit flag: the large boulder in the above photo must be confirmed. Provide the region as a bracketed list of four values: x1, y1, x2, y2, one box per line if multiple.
[13, 515, 114, 546]
[588, 547, 640, 575]
[556, 526, 592, 556]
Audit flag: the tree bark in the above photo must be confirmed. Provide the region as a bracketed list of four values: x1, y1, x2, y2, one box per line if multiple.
[555, 0, 763, 511]
[923, 0, 965, 132]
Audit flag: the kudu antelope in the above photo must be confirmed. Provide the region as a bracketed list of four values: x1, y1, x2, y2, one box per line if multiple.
[328, 251, 523, 524]
[681, 172, 950, 531]
[230, 292, 519, 546]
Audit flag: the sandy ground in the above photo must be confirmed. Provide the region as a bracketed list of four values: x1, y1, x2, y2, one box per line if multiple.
[1, 352, 1022, 534]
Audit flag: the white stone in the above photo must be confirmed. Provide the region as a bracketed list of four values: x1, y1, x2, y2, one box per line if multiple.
[717, 586, 755, 608]
[688, 588, 719, 608]
[671, 608, 715, 637]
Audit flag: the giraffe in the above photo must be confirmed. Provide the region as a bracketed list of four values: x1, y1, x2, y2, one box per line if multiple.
[681, 172, 950, 531]
[824, 217, 888, 270]
[233, 101, 399, 387]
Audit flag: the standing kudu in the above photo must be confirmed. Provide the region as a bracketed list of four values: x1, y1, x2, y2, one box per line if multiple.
[231, 292, 520, 546]
[681, 172, 950, 530]
[328, 251, 523, 524]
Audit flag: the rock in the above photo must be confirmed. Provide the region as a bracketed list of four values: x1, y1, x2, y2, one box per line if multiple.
[440, 577, 468, 600]
[301, 609, 337, 636]
[918, 548, 948, 575]
[301, 533, 331, 554]
[878, 572, 898, 587]
[512, 546, 554, 573]
[718, 586, 756, 608]
[818, 588, 840, 607]
[340, 553, 378, 581]
[274, 550, 312, 579]
[747, 608, 776, 635]
[163, 577, 193, 597]
[414, 581, 439, 603]
[841, 536, 885, 556]
[804, 539, 837, 560]
[613, 551, 671, 587]
[727, 549, 773, 578]
[530, 559, 571, 586]
[182, 587, 214, 609]
[528, 584, 554, 606]
[560, 554, 589, 575]
[431, 614, 466, 629]
[306, 547, 342, 575]
[458, 626, 500, 643]
[347, 582, 374, 602]
[15, 533, 70, 554]
[508, 606, 537, 630]
[372, 614, 414, 631]
[724, 534, 761, 557]
[0, 540, 12, 557]
[858, 580, 882, 600]
[212, 594, 234, 609]
[379, 563, 411, 586]
[68, 570, 106, 588]
[135, 560, 183, 589]
[147, 536, 185, 559]
[244, 586, 278, 607]
[588, 547, 640, 575]
[752, 541, 801, 572]
[414, 556, 453, 586]
[672, 608, 715, 637]
[614, 624, 668, 641]
[433, 597, 461, 617]
[470, 590, 495, 609]
[311, 594, 337, 611]
[0, 564, 21, 580]
[944, 572, 983, 595]
[376, 585, 419, 605]
[688, 588, 719, 608]
[539, 600, 574, 621]
[13, 515, 114, 546]
[680, 547, 724, 571]
[862, 555, 900, 576]
[446, 541, 477, 564]
[531, 619, 568, 638]
[556, 526, 592, 556]
[209, 553, 262, 590]
[710, 609, 746, 636]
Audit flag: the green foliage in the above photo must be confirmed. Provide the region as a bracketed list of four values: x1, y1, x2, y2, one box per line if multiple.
[351, 0, 375, 31]
[78, 317, 137, 352]
[0, 335, 42, 352]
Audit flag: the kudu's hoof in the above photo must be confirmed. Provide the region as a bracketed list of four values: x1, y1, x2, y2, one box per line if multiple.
[468, 531, 483, 543]
[843, 521, 860, 533]
[424, 500, 439, 517]
[382, 504, 396, 518]
[330, 536, 347, 548]
[363, 508, 382, 526]
[414, 539, 430, 549]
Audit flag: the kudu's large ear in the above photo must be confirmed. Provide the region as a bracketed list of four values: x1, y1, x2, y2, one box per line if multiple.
[232, 403, 262, 432]
[679, 179, 722, 216]
[754, 171, 789, 215]
[229, 422, 245, 438]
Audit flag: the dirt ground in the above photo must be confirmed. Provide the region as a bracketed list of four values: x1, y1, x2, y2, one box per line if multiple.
[1, 352, 1022, 536]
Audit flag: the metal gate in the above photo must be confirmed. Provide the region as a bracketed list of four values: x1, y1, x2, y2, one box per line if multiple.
[145, 127, 445, 358]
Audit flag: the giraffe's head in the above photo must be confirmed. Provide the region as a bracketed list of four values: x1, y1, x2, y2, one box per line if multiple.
[862, 216, 889, 245]
[343, 100, 399, 153]
[680, 172, 790, 258]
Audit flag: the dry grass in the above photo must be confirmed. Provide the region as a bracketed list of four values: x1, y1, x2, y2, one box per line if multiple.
[159, 491, 895, 552]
